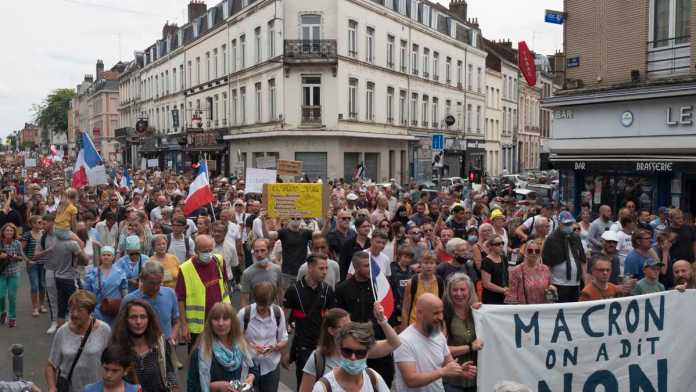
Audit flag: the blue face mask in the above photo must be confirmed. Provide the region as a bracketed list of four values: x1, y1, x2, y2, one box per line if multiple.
[467, 235, 478, 243]
[561, 225, 574, 235]
[338, 357, 367, 375]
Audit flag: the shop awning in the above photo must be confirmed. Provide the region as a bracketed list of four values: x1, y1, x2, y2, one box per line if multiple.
[549, 155, 696, 172]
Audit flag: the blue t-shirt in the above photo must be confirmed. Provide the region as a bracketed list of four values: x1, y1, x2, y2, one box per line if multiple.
[121, 287, 179, 338]
[83, 380, 140, 392]
[114, 254, 150, 292]
[623, 250, 652, 280]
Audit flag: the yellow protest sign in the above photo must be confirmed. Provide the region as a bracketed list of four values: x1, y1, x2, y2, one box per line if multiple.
[263, 183, 328, 218]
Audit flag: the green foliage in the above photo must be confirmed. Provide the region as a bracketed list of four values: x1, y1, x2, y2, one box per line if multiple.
[33, 88, 76, 136]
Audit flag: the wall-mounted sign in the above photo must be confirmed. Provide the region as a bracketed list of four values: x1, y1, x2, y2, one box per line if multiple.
[567, 56, 580, 68]
[544, 9, 566, 24]
[666, 106, 693, 126]
[190, 132, 217, 146]
[621, 111, 634, 127]
[554, 109, 575, 120]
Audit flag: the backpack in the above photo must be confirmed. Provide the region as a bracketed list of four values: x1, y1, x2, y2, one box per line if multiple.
[242, 304, 282, 332]
[409, 274, 444, 318]
[166, 233, 191, 259]
[318, 368, 379, 392]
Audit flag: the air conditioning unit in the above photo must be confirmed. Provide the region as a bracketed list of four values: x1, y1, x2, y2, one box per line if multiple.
[338, 113, 344, 120]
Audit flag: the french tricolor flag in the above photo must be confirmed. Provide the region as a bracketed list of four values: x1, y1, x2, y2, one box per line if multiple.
[72, 132, 108, 189]
[370, 255, 395, 319]
[183, 160, 215, 216]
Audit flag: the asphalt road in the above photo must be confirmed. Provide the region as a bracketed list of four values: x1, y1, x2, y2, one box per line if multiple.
[0, 265, 297, 391]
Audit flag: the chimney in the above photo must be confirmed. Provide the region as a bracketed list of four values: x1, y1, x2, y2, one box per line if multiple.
[449, 0, 467, 21]
[96, 60, 104, 80]
[84, 74, 94, 83]
[162, 22, 178, 39]
[188, 0, 207, 23]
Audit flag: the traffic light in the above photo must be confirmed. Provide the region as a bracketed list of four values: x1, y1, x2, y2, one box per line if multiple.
[468, 170, 482, 184]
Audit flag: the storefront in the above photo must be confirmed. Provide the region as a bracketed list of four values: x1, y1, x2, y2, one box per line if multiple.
[185, 130, 228, 176]
[443, 138, 465, 178]
[464, 138, 486, 175]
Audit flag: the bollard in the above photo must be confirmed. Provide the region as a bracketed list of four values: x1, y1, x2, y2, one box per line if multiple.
[10, 344, 23, 381]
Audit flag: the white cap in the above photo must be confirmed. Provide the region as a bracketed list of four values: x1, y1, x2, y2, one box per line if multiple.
[346, 192, 358, 201]
[601, 230, 619, 242]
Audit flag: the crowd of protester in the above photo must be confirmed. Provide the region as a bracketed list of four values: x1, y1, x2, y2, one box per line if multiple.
[0, 153, 694, 392]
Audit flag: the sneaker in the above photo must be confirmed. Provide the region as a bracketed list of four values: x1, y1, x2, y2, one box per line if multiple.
[8, 319, 15, 328]
[32, 309, 40, 317]
[46, 321, 58, 334]
[0, 312, 6, 325]
[40, 306, 48, 313]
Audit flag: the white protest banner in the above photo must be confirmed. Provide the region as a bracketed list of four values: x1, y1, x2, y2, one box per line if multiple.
[24, 158, 37, 168]
[147, 159, 159, 168]
[255, 156, 277, 170]
[245, 167, 276, 194]
[474, 291, 696, 391]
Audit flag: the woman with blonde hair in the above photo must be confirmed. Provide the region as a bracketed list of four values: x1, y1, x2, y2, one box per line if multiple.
[54, 187, 78, 238]
[148, 234, 180, 288]
[188, 302, 256, 392]
[0, 223, 26, 327]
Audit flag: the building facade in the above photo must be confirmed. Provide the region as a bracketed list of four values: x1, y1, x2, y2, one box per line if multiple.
[19, 123, 40, 149]
[118, 0, 488, 182]
[544, 0, 696, 215]
[484, 60, 503, 176]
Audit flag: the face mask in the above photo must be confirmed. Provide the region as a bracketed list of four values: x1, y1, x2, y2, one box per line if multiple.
[455, 255, 470, 264]
[197, 252, 212, 264]
[256, 257, 270, 267]
[467, 235, 478, 243]
[288, 220, 301, 229]
[338, 357, 367, 375]
[561, 225, 574, 235]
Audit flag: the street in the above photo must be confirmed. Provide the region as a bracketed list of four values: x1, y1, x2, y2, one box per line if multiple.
[0, 264, 296, 391]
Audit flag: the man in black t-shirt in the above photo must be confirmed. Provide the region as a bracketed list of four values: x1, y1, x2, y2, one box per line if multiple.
[669, 209, 696, 263]
[264, 215, 313, 291]
[447, 205, 470, 239]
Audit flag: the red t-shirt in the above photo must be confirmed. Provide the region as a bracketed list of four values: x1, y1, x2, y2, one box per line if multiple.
[176, 256, 229, 316]
[437, 248, 453, 264]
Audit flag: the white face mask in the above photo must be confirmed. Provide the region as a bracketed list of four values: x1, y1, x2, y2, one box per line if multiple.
[197, 252, 212, 264]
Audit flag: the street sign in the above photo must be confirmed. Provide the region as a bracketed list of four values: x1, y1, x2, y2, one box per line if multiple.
[567, 56, 580, 68]
[432, 134, 444, 150]
[432, 150, 444, 168]
[545, 9, 565, 24]
[445, 115, 456, 127]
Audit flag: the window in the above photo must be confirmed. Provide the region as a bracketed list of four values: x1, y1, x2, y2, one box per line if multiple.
[467, 64, 473, 90]
[502, 106, 507, 132]
[231, 39, 237, 72]
[399, 90, 407, 125]
[195, 57, 200, 85]
[366, 82, 375, 121]
[302, 77, 323, 124]
[222, 45, 227, 75]
[432, 97, 438, 128]
[476, 105, 481, 131]
[231, 89, 238, 125]
[155, 75, 159, 97]
[386, 35, 395, 68]
[445, 57, 452, 83]
[255, 83, 262, 122]
[366, 27, 375, 63]
[421, 95, 429, 127]
[348, 78, 358, 119]
[222, 92, 228, 124]
[165, 70, 170, 94]
[400, 40, 408, 72]
[240, 86, 247, 124]
[457, 60, 463, 87]
[433, 52, 439, 81]
[654, 0, 691, 47]
[206, 52, 211, 81]
[467, 104, 472, 130]
[423, 48, 430, 77]
[477, 67, 482, 92]
[267, 21, 276, 57]
[386, 87, 394, 123]
[268, 79, 277, 120]
[513, 108, 518, 130]
[240, 35, 246, 69]
[348, 20, 358, 57]
[410, 93, 419, 126]
[412, 44, 419, 75]
[301, 14, 321, 41]
[179, 64, 184, 90]
[214, 95, 219, 124]
[255, 27, 262, 63]
[398, 0, 406, 14]
[503, 76, 508, 98]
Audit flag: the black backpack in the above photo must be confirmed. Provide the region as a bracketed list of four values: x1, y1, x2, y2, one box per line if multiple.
[166, 233, 191, 259]
[242, 304, 282, 332]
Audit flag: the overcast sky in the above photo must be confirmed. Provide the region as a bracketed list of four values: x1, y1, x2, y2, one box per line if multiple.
[0, 0, 562, 140]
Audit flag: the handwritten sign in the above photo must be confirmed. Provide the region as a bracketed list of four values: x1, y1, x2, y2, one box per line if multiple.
[263, 183, 328, 218]
[256, 156, 277, 170]
[277, 160, 303, 177]
[147, 159, 159, 168]
[24, 158, 37, 168]
[245, 168, 277, 194]
[474, 291, 696, 391]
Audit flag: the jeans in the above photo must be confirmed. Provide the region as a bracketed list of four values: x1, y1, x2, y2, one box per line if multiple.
[443, 383, 476, 392]
[0, 273, 20, 320]
[27, 263, 46, 294]
[556, 284, 580, 303]
[45, 269, 58, 321]
[255, 366, 280, 392]
[55, 277, 77, 319]
[292, 346, 314, 389]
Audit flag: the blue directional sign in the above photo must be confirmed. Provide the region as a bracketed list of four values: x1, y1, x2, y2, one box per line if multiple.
[567, 56, 580, 68]
[545, 9, 565, 24]
[432, 134, 444, 150]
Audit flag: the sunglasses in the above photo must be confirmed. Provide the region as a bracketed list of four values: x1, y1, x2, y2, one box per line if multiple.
[340, 217, 352, 221]
[527, 249, 541, 255]
[490, 242, 503, 246]
[340, 347, 368, 359]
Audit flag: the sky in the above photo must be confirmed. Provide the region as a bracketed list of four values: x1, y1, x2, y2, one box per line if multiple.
[0, 0, 563, 141]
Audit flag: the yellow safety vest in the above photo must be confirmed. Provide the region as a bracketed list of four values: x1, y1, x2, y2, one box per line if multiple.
[180, 254, 230, 334]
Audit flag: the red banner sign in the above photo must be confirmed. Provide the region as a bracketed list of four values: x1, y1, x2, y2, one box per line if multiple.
[518, 41, 537, 86]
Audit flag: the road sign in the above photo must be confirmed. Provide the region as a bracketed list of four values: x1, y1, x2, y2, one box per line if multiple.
[432, 134, 444, 150]
[445, 115, 456, 127]
[545, 9, 565, 24]
[567, 56, 580, 68]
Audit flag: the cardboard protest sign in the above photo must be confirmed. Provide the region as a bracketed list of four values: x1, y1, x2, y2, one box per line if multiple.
[277, 160, 303, 176]
[474, 291, 696, 391]
[262, 183, 328, 218]
[245, 168, 276, 194]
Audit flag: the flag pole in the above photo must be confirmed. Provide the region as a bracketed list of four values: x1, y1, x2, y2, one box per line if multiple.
[210, 203, 217, 222]
[204, 159, 217, 222]
[368, 254, 378, 302]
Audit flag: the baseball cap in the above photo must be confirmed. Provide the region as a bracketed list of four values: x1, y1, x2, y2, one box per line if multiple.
[559, 211, 575, 225]
[125, 235, 141, 252]
[100, 246, 115, 255]
[490, 209, 505, 221]
[346, 192, 358, 201]
[643, 258, 664, 268]
[601, 230, 619, 243]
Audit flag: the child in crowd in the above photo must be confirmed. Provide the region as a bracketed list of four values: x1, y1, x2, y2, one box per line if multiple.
[84, 344, 141, 392]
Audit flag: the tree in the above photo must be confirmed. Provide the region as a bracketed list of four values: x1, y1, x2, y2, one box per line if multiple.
[33, 88, 76, 144]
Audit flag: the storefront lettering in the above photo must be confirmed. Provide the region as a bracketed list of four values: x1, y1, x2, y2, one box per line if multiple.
[554, 109, 574, 120]
[636, 162, 673, 172]
[574, 162, 586, 170]
[666, 106, 693, 126]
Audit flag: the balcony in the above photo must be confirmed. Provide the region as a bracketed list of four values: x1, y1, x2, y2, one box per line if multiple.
[302, 106, 322, 124]
[647, 36, 691, 78]
[284, 40, 337, 65]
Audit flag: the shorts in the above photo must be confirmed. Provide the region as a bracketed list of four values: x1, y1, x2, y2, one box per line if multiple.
[27, 263, 46, 294]
[54, 229, 73, 241]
